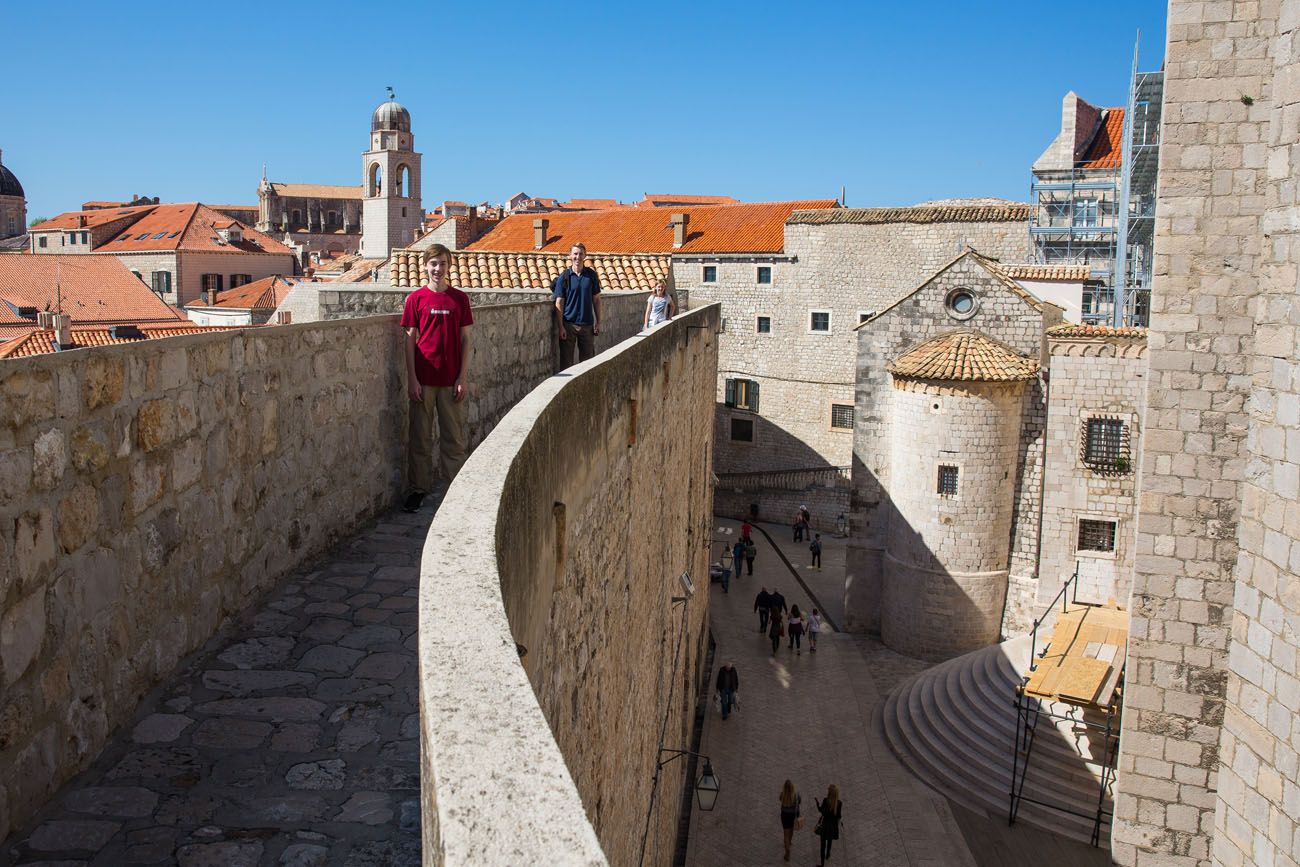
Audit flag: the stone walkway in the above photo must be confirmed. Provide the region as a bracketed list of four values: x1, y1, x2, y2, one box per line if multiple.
[685, 519, 977, 867]
[3, 511, 430, 867]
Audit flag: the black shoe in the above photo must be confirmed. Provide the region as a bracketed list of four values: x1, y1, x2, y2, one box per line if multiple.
[402, 492, 425, 513]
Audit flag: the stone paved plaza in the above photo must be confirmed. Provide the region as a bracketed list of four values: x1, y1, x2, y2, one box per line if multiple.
[3, 511, 430, 867]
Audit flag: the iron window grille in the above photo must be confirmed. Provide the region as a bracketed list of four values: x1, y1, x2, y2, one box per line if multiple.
[830, 404, 855, 430]
[937, 465, 959, 497]
[1082, 417, 1130, 472]
[1077, 519, 1117, 553]
[725, 378, 760, 412]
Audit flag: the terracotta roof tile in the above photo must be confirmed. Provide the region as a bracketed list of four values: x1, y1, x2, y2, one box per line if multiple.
[1080, 108, 1124, 169]
[185, 275, 299, 310]
[267, 183, 364, 200]
[992, 263, 1092, 281]
[0, 323, 251, 359]
[96, 204, 293, 255]
[0, 254, 186, 327]
[1046, 323, 1148, 339]
[788, 202, 1029, 225]
[30, 206, 155, 232]
[389, 250, 669, 292]
[469, 199, 837, 254]
[888, 331, 1040, 382]
[637, 194, 739, 207]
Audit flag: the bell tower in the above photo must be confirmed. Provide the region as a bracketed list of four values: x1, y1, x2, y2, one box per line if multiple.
[361, 89, 423, 259]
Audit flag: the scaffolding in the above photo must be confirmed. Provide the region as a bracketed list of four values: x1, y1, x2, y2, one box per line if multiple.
[1031, 42, 1163, 326]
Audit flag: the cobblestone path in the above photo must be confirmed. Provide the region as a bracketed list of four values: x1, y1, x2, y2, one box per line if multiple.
[4, 511, 430, 867]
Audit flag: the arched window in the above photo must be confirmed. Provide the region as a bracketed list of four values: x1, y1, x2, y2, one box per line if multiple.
[368, 163, 383, 197]
[396, 164, 410, 198]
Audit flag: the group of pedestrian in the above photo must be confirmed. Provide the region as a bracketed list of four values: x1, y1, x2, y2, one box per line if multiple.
[754, 587, 824, 655]
[400, 240, 612, 512]
[793, 504, 812, 542]
[779, 780, 844, 864]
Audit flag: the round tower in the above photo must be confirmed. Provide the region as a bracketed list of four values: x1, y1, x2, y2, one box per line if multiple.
[361, 91, 423, 259]
[880, 331, 1039, 661]
[0, 149, 27, 240]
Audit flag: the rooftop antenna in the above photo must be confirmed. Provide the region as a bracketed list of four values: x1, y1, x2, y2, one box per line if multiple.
[386, 85, 396, 101]
[841, 185, 846, 207]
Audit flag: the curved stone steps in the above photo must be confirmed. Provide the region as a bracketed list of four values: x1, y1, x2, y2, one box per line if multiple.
[881, 636, 1114, 845]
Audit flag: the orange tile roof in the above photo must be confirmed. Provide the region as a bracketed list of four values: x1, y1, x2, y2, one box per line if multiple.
[1046, 323, 1148, 339]
[1080, 108, 1124, 169]
[96, 204, 294, 255]
[389, 249, 669, 292]
[30, 205, 156, 232]
[332, 258, 389, 282]
[469, 199, 837, 254]
[888, 331, 1040, 382]
[1, 323, 251, 359]
[637, 194, 739, 207]
[992, 263, 1092, 281]
[267, 183, 363, 200]
[789, 202, 1029, 225]
[566, 198, 626, 209]
[185, 275, 300, 310]
[0, 254, 186, 327]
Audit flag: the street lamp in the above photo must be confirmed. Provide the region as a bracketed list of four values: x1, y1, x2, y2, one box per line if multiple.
[657, 749, 720, 811]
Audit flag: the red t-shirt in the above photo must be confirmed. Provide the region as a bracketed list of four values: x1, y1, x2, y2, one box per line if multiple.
[400, 285, 474, 387]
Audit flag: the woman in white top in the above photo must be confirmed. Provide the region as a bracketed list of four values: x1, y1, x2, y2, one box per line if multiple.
[644, 280, 676, 329]
[808, 608, 823, 652]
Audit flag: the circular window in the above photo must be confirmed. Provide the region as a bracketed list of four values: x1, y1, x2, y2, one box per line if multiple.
[945, 288, 979, 320]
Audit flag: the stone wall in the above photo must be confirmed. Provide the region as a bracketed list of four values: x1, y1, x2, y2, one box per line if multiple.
[675, 213, 1027, 519]
[1039, 333, 1147, 610]
[417, 305, 719, 866]
[0, 318, 407, 842]
[881, 380, 1023, 660]
[1111, 3, 1276, 864]
[847, 252, 1060, 636]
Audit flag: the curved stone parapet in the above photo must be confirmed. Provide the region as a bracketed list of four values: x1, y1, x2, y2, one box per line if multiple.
[418, 306, 719, 865]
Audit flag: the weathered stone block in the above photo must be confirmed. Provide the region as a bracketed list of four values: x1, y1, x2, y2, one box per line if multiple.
[135, 399, 176, 452]
[31, 427, 68, 491]
[81, 356, 124, 411]
[14, 509, 55, 586]
[1, 586, 45, 683]
[57, 483, 100, 554]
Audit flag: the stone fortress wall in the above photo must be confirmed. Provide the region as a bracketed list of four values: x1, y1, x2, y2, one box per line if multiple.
[1111, 2, 1300, 865]
[0, 318, 407, 843]
[417, 305, 720, 865]
[0, 297, 655, 843]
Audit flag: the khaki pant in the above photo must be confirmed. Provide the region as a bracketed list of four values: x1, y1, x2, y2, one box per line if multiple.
[408, 385, 468, 493]
[558, 321, 596, 369]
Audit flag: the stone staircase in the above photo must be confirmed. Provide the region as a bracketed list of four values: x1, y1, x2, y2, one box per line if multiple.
[880, 634, 1116, 846]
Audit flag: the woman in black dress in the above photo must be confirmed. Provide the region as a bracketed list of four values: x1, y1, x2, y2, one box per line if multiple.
[815, 783, 843, 865]
[779, 779, 801, 861]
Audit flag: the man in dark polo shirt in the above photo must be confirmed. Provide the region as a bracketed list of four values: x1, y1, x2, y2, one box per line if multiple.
[552, 242, 602, 369]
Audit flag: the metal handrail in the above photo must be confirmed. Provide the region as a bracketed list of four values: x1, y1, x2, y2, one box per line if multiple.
[1027, 562, 1080, 672]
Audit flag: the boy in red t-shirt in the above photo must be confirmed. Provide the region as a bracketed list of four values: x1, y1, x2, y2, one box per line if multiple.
[400, 244, 474, 512]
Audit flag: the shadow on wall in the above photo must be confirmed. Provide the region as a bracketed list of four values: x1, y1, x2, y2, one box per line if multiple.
[713, 409, 850, 527]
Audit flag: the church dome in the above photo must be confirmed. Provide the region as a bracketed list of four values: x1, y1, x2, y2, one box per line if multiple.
[0, 157, 23, 199]
[372, 100, 411, 133]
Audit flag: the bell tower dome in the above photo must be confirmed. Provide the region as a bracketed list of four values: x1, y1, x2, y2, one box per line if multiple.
[361, 88, 423, 259]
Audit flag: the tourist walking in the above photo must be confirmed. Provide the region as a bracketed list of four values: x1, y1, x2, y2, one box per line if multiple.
[769, 587, 788, 617]
[643, 279, 676, 329]
[779, 779, 802, 861]
[810, 533, 822, 570]
[814, 784, 843, 865]
[733, 540, 746, 582]
[769, 609, 784, 656]
[552, 242, 602, 368]
[788, 604, 805, 654]
[793, 508, 806, 543]
[744, 539, 756, 575]
[741, 520, 753, 542]
[401, 244, 474, 513]
[808, 608, 823, 652]
[800, 504, 812, 528]
[754, 587, 772, 632]
[715, 662, 739, 720]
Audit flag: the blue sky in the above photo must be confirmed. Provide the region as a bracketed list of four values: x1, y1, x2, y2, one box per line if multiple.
[7, 1, 1167, 221]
